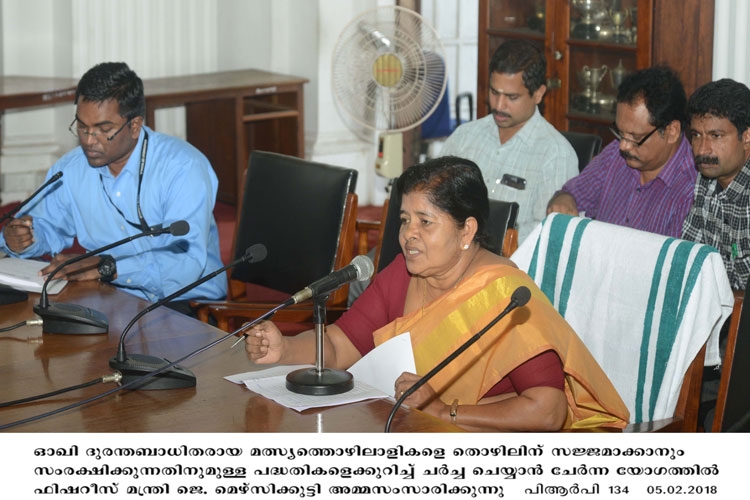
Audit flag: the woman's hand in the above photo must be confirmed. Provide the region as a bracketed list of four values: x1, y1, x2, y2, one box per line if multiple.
[394, 372, 447, 418]
[244, 320, 285, 364]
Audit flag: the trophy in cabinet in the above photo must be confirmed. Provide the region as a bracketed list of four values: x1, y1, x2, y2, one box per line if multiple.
[609, 7, 630, 43]
[572, 0, 607, 40]
[629, 6, 638, 43]
[527, 0, 545, 33]
[575, 64, 608, 113]
[610, 59, 629, 92]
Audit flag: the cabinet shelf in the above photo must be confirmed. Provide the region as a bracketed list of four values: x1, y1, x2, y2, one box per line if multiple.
[478, 0, 714, 142]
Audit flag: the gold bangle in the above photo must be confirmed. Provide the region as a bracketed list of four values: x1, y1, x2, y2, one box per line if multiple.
[449, 399, 459, 425]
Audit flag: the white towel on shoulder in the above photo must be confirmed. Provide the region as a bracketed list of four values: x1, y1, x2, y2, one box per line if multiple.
[512, 214, 733, 424]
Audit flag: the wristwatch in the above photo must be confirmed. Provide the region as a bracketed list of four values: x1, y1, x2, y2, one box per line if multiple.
[98, 254, 117, 282]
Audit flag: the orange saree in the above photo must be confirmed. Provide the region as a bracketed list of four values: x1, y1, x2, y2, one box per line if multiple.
[373, 265, 629, 429]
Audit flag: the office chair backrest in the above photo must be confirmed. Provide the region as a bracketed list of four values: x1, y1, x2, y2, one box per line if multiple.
[231, 151, 358, 297]
[714, 278, 750, 431]
[512, 213, 734, 428]
[488, 199, 519, 256]
[561, 131, 603, 172]
[376, 180, 519, 273]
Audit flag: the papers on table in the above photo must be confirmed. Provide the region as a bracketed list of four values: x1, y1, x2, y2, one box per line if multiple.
[226, 332, 416, 411]
[0, 257, 66, 295]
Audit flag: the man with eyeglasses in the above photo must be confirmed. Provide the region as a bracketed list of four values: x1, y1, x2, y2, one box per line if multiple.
[546, 65, 697, 238]
[0, 62, 226, 309]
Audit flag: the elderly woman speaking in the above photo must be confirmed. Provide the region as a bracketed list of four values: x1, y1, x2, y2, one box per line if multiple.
[246, 156, 628, 431]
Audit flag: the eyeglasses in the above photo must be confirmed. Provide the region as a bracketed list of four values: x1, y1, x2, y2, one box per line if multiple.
[68, 116, 132, 142]
[609, 122, 661, 148]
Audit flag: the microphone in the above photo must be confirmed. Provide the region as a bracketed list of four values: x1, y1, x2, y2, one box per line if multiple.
[384, 285, 532, 432]
[108, 243, 267, 390]
[0, 172, 63, 306]
[284, 254, 375, 396]
[0, 171, 63, 226]
[33, 220, 190, 335]
[288, 254, 375, 305]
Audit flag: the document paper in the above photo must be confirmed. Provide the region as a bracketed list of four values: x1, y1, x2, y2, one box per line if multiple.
[0, 257, 66, 294]
[226, 332, 415, 411]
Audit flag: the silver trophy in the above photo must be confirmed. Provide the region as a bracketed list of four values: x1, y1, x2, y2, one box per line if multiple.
[609, 7, 630, 43]
[572, 0, 607, 40]
[610, 59, 629, 92]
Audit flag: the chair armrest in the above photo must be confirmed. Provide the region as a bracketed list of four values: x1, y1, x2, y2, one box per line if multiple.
[502, 228, 518, 257]
[201, 301, 348, 332]
[356, 219, 381, 256]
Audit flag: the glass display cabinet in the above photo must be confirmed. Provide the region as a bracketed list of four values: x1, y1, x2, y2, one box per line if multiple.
[478, 0, 714, 141]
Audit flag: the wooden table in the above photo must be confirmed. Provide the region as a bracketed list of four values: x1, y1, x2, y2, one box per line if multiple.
[0, 76, 77, 110]
[0, 70, 308, 207]
[0, 282, 457, 433]
[143, 69, 308, 205]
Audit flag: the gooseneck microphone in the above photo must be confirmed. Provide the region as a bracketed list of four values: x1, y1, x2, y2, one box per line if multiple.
[108, 243, 267, 390]
[33, 220, 190, 335]
[384, 285, 532, 432]
[0, 172, 63, 306]
[0, 171, 63, 226]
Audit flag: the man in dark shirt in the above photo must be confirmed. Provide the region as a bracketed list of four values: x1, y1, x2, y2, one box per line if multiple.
[682, 78, 750, 291]
[681, 78, 750, 431]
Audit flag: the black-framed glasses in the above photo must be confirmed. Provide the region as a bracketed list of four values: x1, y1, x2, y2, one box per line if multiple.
[609, 122, 661, 148]
[68, 116, 132, 142]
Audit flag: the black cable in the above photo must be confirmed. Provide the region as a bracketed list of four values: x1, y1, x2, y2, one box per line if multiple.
[0, 308, 278, 431]
[0, 320, 34, 333]
[0, 374, 119, 408]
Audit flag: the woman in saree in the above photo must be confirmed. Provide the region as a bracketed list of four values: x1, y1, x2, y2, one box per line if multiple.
[245, 156, 628, 431]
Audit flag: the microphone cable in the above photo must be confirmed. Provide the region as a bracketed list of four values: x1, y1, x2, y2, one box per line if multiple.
[0, 318, 42, 333]
[0, 303, 286, 431]
[0, 373, 121, 408]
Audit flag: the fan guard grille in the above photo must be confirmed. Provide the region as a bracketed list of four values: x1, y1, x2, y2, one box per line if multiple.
[332, 6, 447, 133]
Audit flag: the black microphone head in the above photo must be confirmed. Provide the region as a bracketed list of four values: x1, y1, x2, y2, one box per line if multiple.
[168, 220, 190, 236]
[244, 243, 267, 263]
[511, 286, 532, 307]
[351, 254, 375, 281]
[51, 171, 63, 181]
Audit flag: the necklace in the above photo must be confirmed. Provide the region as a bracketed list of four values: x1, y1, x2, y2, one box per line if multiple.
[421, 249, 477, 315]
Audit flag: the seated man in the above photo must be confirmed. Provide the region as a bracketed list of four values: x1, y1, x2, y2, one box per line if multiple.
[682, 78, 750, 291]
[547, 66, 697, 238]
[440, 39, 578, 243]
[680, 78, 750, 430]
[0, 62, 226, 309]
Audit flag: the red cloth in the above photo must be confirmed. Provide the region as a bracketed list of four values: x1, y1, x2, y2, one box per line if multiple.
[335, 253, 564, 396]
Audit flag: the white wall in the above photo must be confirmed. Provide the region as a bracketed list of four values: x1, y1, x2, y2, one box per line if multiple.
[713, 0, 750, 84]
[2, 0, 745, 207]
[0, 0, 389, 206]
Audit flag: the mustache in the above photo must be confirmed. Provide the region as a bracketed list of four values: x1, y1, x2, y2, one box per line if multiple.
[619, 149, 639, 162]
[695, 155, 719, 166]
[492, 110, 511, 119]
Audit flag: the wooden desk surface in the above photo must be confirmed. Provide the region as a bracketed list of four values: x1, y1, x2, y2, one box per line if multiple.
[0, 282, 457, 433]
[0, 76, 78, 111]
[143, 68, 308, 105]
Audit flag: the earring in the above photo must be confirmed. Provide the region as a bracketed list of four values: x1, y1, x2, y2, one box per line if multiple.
[463, 244, 469, 250]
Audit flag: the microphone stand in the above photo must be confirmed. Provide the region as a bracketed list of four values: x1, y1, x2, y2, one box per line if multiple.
[33, 222, 187, 335]
[109, 244, 266, 390]
[285, 293, 354, 395]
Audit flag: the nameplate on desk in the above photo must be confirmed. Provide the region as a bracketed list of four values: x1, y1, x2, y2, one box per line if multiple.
[255, 86, 278, 95]
[42, 89, 76, 101]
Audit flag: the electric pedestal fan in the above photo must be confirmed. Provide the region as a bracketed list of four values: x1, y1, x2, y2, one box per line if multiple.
[331, 5, 447, 178]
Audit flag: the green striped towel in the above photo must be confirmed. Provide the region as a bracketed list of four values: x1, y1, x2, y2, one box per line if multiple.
[512, 214, 733, 424]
